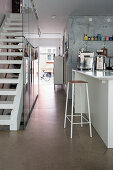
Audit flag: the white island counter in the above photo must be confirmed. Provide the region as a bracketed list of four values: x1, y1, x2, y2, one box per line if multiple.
[72, 69, 113, 148]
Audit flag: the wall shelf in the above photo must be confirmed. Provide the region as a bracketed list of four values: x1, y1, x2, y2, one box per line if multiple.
[83, 40, 113, 42]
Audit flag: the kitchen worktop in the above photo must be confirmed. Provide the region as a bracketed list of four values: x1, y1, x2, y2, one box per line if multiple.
[72, 69, 113, 80]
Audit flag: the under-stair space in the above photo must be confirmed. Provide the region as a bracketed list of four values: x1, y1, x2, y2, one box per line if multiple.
[0, 13, 23, 130]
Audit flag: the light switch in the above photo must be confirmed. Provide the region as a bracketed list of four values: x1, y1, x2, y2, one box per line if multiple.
[89, 18, 92, 22]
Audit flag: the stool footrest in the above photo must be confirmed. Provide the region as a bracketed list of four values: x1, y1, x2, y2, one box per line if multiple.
[73, 122, 91, 125]
[66, 115, 90, 125]
[66, 115, 89, 122]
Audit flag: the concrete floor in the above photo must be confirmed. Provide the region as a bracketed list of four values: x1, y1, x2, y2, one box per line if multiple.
[0, 83, 113, 170]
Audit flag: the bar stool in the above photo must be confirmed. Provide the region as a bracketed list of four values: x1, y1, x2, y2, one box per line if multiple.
[64, 80, 92, 138]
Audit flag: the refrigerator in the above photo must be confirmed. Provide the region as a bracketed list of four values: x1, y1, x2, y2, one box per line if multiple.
[54, 56, 63, 85]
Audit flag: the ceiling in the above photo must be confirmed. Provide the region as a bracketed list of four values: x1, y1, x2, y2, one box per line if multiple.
[33, 0, 113, 35]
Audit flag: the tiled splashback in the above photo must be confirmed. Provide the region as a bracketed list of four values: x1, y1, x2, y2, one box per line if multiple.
[69, 16, 113, 72]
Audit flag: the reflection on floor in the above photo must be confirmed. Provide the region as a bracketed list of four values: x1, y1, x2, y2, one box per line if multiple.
[0, 83, 113, 170]
[40, 75, 54, 85]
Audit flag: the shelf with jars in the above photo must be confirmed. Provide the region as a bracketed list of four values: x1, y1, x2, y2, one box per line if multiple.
[84, 34, 113, 41]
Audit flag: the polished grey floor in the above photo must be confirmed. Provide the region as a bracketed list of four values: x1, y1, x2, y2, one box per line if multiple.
[0, 83, 113, 170]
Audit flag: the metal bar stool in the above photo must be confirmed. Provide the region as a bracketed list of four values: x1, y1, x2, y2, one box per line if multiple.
[64, 80, 92, 138]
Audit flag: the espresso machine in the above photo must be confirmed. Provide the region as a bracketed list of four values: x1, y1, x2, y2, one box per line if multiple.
[96, 49, 106, 70]
[78, 51, 94, 70]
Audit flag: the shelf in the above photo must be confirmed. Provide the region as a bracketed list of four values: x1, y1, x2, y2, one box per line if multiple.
[84, 40, 113, 42]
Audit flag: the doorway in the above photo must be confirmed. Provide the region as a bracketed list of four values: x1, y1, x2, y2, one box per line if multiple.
[39, 47, 56, 85]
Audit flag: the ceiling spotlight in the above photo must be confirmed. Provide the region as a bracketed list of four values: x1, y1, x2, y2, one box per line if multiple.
[107, 18, 111, 22]
[51, 15, 56, 19]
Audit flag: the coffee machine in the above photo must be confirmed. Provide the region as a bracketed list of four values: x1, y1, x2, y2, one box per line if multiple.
[96, 55, 106, 70]
[78, 52, 94, 70]
[96, 49, 106, 70]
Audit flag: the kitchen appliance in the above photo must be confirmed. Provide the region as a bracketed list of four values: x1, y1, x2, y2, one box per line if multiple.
[78, 52, 94, 70]
[97, 47, 108, 57]
[96, 55, 105, 70]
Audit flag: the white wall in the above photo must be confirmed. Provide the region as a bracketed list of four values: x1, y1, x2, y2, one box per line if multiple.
[30, 38, 62, 56]
[0, 0, 12, 25]
[0, 0, 12, 13]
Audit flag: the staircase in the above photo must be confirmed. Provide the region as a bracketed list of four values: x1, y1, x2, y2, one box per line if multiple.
[0, 13, 23, 130]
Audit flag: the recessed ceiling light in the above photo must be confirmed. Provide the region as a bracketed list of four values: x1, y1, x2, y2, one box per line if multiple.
[107, 18, 111, 22]
[51, 15, 56, 19]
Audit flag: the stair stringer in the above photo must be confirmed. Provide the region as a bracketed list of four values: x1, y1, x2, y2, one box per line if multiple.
[10, 66, 23, 131]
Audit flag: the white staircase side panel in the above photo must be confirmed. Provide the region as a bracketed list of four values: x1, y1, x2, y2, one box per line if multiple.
[0, 79, 19, 84]
[10, 69, 23, 131]
[0, 89, 16, 95]
[0, 60, 22, 64]
[0, 52, 23, 56]
[0, 69, 21, 73]
[0, 45, 23, 49]
[0, 38, 23, 43]
[0, 115, 10, 125]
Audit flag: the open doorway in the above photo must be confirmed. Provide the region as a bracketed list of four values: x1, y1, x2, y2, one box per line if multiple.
[39, 47, 56, 85]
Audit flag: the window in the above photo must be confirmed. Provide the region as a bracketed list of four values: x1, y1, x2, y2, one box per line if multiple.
[47, 55, 52, 61]
[48, 49, 51, 53]
[39, 47, 56, 63]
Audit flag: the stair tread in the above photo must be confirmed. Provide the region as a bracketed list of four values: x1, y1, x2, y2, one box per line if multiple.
[1, 32, 22, 36]
[0, 101, 13, 104]
[0, 38, 23, 42]
[0, 45, 23, 49]
[0, 101, 14, 110]
[0, 89, 16, 91]
[0, 69, 21, 73]
[3, 27, 22, 31]
[8, 13, 22, 16]
[0, 89, 16, 95]
[0, 115, 10, 120]
[0, 52, 23, 56]
[7, 18, 22, 21]
[5, 22, 22, 26]
[0, 115, 10, 125]
[0, 79, 19, 84]
[0, 60, 22, 64]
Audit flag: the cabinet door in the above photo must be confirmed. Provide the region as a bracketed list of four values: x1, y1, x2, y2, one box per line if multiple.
[54, 56, 63, 85]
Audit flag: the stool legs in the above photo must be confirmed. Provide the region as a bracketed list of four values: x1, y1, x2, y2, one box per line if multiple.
[70, 83, 74, 138]
[64, 82, 69, 128]
[86, 83, 92, 138]
[80, 84, 83, 127]
[64, 81, 92, 139]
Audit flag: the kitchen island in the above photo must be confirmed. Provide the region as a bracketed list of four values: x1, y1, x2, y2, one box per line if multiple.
[72, 69, 113, 148]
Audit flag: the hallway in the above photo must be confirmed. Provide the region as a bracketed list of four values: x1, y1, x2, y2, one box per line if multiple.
[0, 83, 113, 170]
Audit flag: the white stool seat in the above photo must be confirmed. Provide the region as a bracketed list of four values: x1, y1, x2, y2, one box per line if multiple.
[64, 80, 92, 138]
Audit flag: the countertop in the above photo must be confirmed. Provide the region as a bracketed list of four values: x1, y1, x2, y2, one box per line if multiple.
[72, 69, 113, 80]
